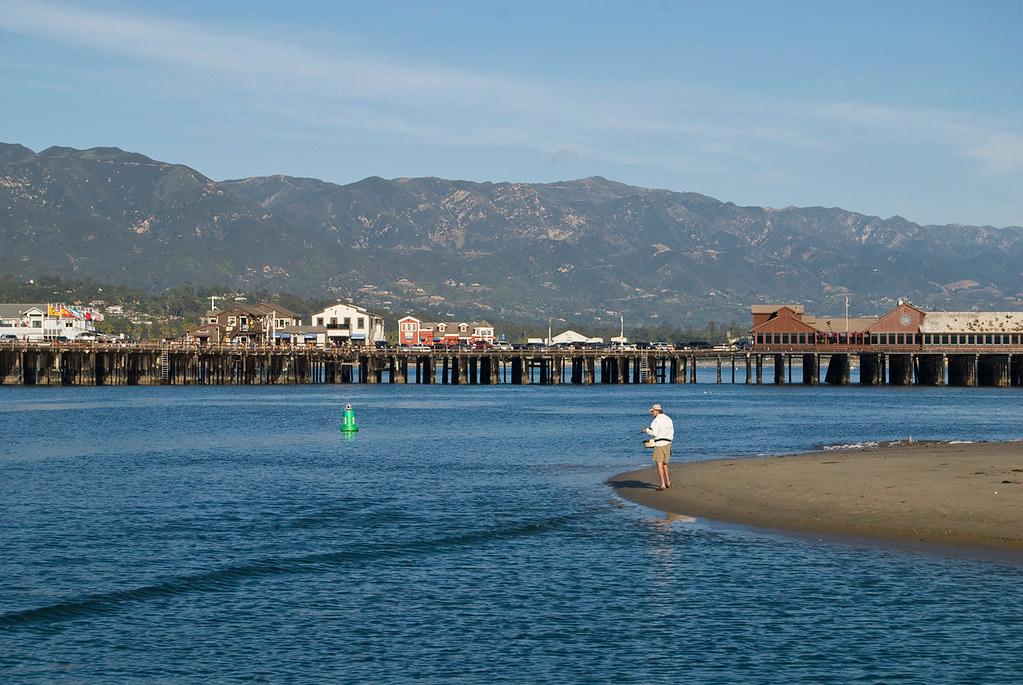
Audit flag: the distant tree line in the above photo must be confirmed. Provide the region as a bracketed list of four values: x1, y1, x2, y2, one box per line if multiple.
[0, 275, 742, 343]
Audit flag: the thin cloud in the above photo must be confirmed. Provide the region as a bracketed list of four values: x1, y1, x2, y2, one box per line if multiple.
[0, 3, 548, 111]
[817, 102, 1023, 174]
[1, 0, 1020, 183]
[965, 134, 1023, 175]
[0, 2, 818, 160]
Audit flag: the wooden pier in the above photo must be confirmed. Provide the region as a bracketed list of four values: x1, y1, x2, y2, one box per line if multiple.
[2, 343, 1022, 387]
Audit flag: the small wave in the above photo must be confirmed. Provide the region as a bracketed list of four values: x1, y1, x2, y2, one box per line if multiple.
[816, 438, 999, 452]
[820, 441, 880, 451]
[0, 511, 585, 630]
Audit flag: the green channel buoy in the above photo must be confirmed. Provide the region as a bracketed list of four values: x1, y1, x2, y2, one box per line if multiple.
[341, 403, 359, 432]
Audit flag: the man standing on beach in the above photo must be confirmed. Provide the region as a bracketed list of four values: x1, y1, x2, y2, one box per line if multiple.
[643, 403, 674, 491]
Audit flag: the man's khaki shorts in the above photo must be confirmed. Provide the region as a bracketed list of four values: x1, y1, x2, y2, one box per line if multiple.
[652, 444, 671, 464]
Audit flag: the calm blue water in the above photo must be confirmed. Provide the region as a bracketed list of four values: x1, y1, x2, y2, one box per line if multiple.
[1, 381, 1022, 683]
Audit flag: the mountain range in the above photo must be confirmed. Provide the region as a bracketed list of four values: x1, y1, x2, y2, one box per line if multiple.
[1, 142, 1021, 325]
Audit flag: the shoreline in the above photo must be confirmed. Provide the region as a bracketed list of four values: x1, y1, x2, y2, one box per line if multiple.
[609, 440, 1023, 553]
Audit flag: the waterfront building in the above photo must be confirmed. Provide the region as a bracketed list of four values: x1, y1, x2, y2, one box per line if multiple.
[248, 303, 302, 331]
[432, 320, 493, 345]
[397, 316, 434, 346]
[398, 316, 495, 346]
[0, 303, 102, 341]
[186, 323, 226, 345]
[431, 320, 495, 345]
[548, 330, 603, 346]
[919, 312, 1023, 347]
[751, 302, 1023, 350]
[268, 325, 330, 347]
[309, 303, 386, 346]
[189, 302, 303, 346]
[470, 322, 496, 343]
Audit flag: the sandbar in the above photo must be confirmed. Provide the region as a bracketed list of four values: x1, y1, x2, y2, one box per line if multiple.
[609, 441, 1023, 552]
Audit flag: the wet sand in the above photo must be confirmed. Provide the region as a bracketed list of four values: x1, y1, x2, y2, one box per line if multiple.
[609, 441, 1023, 552]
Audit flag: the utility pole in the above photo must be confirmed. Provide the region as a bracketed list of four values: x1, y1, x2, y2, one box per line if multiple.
[264, 309, 275, 346]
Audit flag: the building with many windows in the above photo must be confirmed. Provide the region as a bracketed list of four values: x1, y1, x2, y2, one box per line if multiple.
[751, 302, 1023, 350]
[0, 303, 103, 341]
[397, 316, 495, 346]
[309, 303, 386, 346]
[397, 316, 434, 346]
[188, 303, 302, 346]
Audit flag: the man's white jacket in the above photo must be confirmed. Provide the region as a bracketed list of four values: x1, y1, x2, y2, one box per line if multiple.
[644, 414, 674, 445]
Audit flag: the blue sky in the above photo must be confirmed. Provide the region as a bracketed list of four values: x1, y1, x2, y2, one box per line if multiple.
[1, 0, 1021, 226]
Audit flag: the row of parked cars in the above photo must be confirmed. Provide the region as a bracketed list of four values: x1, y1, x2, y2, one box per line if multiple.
[1, 334, 73, 343]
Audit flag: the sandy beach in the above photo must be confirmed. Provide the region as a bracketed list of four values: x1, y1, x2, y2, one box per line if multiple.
[610, 441, 1023, 552]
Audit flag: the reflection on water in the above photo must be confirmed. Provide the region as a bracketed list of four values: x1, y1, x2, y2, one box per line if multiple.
[0, 383, 1021, 683]
[655, 511, 698, 527]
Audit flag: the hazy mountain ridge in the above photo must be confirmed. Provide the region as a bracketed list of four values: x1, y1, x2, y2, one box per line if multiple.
[1, 142, 1021, 324]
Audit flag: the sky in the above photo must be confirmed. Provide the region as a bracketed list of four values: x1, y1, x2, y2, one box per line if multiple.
[1, 0, 1021, 227]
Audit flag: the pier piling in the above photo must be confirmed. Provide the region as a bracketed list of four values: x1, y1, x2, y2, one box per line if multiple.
[0, 344, 1018, 390]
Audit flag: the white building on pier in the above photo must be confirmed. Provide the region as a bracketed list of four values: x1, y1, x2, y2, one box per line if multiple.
[309, 303, 386, 346]
[0, 303, 103, 341]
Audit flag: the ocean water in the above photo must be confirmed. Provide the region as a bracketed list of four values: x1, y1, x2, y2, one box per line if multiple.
[1, 380, 1021, 683]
